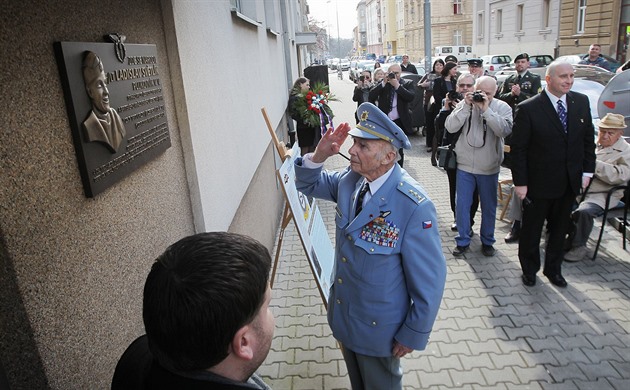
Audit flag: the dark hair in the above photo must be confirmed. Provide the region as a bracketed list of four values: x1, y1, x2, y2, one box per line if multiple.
[143, 232, 272, 372]
[432, 59, 445, 73]
[441, 62, 458, 77]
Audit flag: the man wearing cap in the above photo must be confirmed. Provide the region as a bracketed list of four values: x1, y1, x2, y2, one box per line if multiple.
[564, 113, 630, 261]
[294, 102, 446, 390]
[467, 58, 485, 79]
[444, 55, 459, 64]
[510, 61, 596, 287]
[369, 64, 416, 166]
[82, 51, 126, 153]
[498, 53, 541, 110]
[400, 54, 418, 74]
[498, 53, 542, 244]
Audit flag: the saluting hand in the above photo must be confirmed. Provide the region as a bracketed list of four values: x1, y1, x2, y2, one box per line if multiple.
[311, 122, 351, 163]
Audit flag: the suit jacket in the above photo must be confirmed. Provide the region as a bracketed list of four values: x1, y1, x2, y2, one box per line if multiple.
[510, 90, 596, 198]
[497, 70, 541, 110]
[294, 161, 446, 357]
[431, 77, 457, 113]
[368, 78, 416, 134]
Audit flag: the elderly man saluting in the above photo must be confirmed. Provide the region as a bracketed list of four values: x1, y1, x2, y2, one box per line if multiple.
[294, 102, 446, 390]
[564, 113, 630, 261]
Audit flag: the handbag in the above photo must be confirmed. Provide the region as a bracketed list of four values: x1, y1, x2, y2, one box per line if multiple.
[437, 146, 457, 170]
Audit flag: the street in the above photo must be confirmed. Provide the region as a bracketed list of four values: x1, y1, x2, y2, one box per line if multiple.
[258, 70, 630, 389]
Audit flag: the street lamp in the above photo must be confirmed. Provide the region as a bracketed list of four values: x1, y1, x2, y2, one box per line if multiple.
[327, 0, 341, 59]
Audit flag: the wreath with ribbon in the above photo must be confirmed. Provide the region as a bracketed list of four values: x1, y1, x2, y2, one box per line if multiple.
[292, 82, 338, 131]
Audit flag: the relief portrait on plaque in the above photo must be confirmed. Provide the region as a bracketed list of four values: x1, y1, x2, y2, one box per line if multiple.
[81, 51, 126, 153]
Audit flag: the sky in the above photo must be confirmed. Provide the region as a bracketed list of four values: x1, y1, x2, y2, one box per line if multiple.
[307, 0, 360, 40]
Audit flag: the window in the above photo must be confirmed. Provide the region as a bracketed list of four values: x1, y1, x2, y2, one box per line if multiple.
[454, 30, 462, 45]
[477, 12, 484, 37]
[263, 0, 278, 33]
[230, 0, 261, 25]
[516, 4, 524, 32]
[495, 9, 503, 34]
[542, 0, 551, 29]
[453, 0, 462, 15]
[577, 0, 587, 33]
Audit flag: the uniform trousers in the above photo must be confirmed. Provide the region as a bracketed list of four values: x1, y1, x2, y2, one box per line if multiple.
[518, 188, 575, 277]
[455, 169, 498, 247]
[341, 345, 402, 390]
[571, 202, 604, 247]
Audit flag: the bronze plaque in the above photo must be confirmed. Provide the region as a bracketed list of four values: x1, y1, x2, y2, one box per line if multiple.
[54, 41, 171, 197]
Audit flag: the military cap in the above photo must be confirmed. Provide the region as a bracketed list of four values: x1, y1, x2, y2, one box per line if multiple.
[514, 53, 529, 61]
[467, 58, 483, 67]
[349, 102, 412, 150]
[444, 55, 458, 63]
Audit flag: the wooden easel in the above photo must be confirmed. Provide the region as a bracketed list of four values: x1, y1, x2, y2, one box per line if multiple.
[261, 107, 292, 287]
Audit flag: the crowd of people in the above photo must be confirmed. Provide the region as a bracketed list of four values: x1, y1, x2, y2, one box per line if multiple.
[110, 48, 628, 389]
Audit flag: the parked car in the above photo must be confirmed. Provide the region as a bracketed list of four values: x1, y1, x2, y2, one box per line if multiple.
[496, 63, 614, 91]
[377, 54, 387, 63]
[386, 54, 403, 64]
[350, 60, 374, 81]
[339, 58, 351, 71]
[527, 54, 554, 68]
[555, 53, 620, 72]
[480, 54, 512, 76]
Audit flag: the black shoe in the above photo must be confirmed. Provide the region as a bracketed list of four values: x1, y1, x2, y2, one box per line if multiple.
[426, 147, 433, 153]
[451, 223, 458, 231]
[481, 244, 496, 257]
[544, 274, 568, 288]
[431, 158, 437, 166]
[504, 221, 521, 243]
[522, 274, 536, 287]
[453, 245, 469, 256]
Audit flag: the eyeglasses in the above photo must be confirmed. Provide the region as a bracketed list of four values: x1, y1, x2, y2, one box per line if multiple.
[458, 83, 473, 87]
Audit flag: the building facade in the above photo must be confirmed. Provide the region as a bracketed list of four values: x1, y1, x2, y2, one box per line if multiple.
[0, 0, 312, 388]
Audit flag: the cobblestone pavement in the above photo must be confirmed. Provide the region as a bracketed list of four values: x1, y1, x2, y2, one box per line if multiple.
[258, 71, 630, 389]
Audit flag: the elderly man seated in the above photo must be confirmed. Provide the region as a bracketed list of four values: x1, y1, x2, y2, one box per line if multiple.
[564, 113, 630, 261]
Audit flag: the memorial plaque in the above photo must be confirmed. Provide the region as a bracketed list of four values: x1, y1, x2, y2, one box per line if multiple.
[55, 41, 171, 197]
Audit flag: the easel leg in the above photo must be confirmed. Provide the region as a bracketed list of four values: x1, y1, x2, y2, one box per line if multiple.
[271, 202, 293, 288]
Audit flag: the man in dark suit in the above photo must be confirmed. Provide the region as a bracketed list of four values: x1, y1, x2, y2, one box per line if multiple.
[498, 53, 542, 244]
[510, 61, 596, 288]
[369, 64, 416, 166]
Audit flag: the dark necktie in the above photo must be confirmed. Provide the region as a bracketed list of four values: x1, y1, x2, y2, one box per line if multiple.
[355, 182, 370, 216]
[516, 75, 522, 84]
[557, 100, 567, 133]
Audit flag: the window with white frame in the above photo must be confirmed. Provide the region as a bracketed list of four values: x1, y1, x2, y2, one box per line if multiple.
[496, 9, 503, 34]
[454, 30, 462, 45]
[478, 12, 484, 37]
[453, 0, 462, 15]
[577, 0, 587, 33]
[230, 0, 260, 25]
[516, 4, 524, 32]
[542, 0, 551, 29]
[263, 0, 278, 33]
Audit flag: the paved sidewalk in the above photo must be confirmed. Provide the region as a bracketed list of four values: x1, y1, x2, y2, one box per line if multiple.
[259, 73, 630, 389]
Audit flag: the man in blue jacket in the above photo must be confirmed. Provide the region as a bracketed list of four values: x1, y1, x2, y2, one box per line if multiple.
[294, 102, 446, 390]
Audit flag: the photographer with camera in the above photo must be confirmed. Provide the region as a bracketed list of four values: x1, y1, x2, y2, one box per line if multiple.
[434, 74, 479, 233]
[368, 64, 416, 167]
[430, 62, 459, 163]
[445, 76, 513, 257]
[352, 70, 373, 123]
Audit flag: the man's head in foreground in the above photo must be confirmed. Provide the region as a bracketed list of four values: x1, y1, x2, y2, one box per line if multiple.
[143, 232, 274, 382]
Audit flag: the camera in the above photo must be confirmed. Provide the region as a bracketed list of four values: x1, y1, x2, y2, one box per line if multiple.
[359, 75, 365, 82]
[447, 91, 462, 101]
[472, 91, 485, 102]
[387, 72, 396, 79]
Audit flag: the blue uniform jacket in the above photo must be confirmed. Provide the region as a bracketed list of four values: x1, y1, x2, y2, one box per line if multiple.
[295, 160, 447, 357]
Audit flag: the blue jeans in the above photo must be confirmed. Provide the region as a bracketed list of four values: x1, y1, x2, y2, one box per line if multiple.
[455, 169, 498, 247]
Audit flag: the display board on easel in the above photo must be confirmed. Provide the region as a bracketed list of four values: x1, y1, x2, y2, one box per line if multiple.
[261, 108, 335, 305]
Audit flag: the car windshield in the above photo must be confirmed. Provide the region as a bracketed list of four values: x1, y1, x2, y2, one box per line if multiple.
[493, 56, 511, 64]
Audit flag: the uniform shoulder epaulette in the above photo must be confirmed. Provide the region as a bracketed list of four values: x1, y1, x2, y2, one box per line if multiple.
[397, 181, 426, 204]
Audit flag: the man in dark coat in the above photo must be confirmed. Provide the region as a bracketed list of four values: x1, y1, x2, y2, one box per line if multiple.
[400, 54, 418, 74]
[510, 61, 596, 288]
[369, 64, 416, 166]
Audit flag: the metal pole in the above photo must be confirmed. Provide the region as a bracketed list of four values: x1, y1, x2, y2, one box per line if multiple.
[336, 0, 341, 58]
[424, 0, 432, 73]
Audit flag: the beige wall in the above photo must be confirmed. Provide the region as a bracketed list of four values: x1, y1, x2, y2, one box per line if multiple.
[0, 0, 286, 388]
[558, 0, 621, 56]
